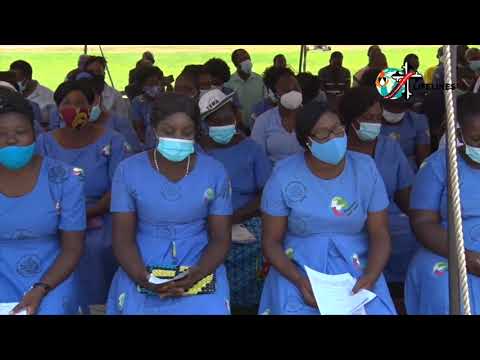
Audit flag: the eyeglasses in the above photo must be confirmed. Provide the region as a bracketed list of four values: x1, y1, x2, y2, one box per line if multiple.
[310, 125, 345, 143]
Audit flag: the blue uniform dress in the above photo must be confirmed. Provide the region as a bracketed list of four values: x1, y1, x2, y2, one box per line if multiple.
[258, 152, 397, 315]
[35, 128, 128, 311]
[380, 111, 431, 173]
[0, 157, 86, 314]
[200, 138, 272, 307]
[405, 149, 480, 314]
[371, 136, 418, 283]
[251, 107, 304, 164]
[130, 95, 156, 150]
[49, 109, 142, 153]
[106, 151, 233, 315]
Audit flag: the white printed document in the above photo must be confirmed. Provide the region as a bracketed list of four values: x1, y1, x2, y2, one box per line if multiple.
[304, 266, 376, 315]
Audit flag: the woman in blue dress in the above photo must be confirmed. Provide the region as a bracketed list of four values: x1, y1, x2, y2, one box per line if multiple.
[130, 66, 164, 150]
[49, 73, 142, 153]
[0, 88, 86, 315]
[197, 88, 272, 311]
[106, 92, 233, 315]
[259, 100, 396, 315]
[380, 98, 431, 172]
[338, 87, 417, 312]
[405, 93, 480, 315]
[36, 79, 129, 314]
[251, 67, 304, 164]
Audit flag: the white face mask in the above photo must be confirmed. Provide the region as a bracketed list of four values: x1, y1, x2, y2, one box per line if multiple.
[383, 109, 405, 124]
[280, 91, 303, 110]
[239, 60, 253, 74]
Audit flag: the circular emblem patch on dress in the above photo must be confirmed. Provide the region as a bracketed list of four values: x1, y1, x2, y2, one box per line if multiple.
[285, 181, 307, 203]
[16, 255, 42, 277]
[203, 188, 215, 203]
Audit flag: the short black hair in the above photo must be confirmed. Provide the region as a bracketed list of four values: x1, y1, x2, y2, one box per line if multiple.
[274, 54, 285, 61]
[9, 60, 33, 79]
[296, 72, 320, 105]
[331, 51, 343, 59]
[338, 86, 381, 132]
[76, 74, 105, 96]
[135, 66, 164, 87]
[457, 93, 480, 127]
[403, 53, 419, 66]
[204, 58, 231, 84]
[359, 67, 384, 87]
[367, 45, 381, 57]
[0, 87, 35, 128]
[84, 56, 107, 70]
[369, 51, 386, 67]
[142, 51, 155, 64]
[231, 49, 247, 65]
[296, 101, 332, 149]
[54, 80, 96, 106]
[150, 92, 200, 130]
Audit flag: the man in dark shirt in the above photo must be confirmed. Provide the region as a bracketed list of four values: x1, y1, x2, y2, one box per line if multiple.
[318, 51, 351, 97]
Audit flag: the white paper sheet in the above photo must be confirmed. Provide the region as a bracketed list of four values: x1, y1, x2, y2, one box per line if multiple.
[148, 270, 189, 285]
[0, 303, 27, 315]
[304, 266, 377, 315]
[232, 224, 256, 244]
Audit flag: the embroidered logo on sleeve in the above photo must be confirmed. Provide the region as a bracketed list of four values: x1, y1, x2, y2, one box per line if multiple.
[433, 261, 448, 276]
[204, 188, 215, 203]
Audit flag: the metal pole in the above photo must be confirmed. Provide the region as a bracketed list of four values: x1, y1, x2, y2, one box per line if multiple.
[303, 46, 307, 72]
[298, 45, 304, 74]
[83, 45, 88, 55]
[98, 45, 115, 89]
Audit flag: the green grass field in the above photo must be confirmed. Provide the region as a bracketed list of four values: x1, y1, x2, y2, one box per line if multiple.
[0, 46, 442, 91]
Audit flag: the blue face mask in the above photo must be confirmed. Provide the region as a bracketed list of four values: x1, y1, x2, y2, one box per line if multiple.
[156, 137, 194, 162]
[465, 144, 480, 163]
[308, 135, 347, 165]
[209, 124, 236, 144]
[89, 105, 102, 122]
[354, 121, 382, 142]
[0, 143, 35, 170]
